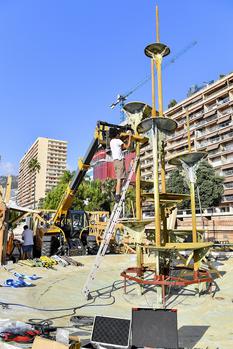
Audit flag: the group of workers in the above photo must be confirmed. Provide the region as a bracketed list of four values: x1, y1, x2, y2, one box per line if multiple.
[7, 222, 46, 261]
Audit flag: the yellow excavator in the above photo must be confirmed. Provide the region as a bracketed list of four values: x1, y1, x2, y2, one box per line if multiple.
[41, 121, 131, 256]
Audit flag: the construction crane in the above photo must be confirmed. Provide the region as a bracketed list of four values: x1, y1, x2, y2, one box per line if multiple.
[110, 40, 197, 121]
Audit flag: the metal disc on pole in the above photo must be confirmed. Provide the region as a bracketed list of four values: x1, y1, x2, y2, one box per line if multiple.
[145, 43, 170, 58]
[123, 102, 154, 133]
[168, 152, 207, 167]
[137, 116, 177, 134]
[123, 101, 151, 116]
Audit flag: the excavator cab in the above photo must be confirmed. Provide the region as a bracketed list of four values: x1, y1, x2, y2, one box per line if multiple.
[69, 210, 89, 238]
[58, 210, 89, 256]
[42, 210, 96, 256]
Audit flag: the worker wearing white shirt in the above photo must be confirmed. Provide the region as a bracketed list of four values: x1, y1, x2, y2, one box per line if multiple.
[22, 225, 34, 259]
[110, 128, 132, 202]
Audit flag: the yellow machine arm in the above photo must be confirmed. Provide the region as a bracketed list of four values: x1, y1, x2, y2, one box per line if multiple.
[52, 121, 133, 224]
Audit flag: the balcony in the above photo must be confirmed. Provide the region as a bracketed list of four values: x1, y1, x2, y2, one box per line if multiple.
[189, 110, 204, 122]
[210, 160, 222, 167]
[197, 122, 232, 139]
[222, 169, 233, 176]
[142, 169, 153, 177]
[225, 144, 233, 151]
[205, 104, 217, 112]
[141, 144, 152, 152]
[222, 195, 233, 202]
[197, 113, 218, 128]
[219, 107, 232, 116]
[141, 153, 152, 161]
[141, 161, 153, 170]
[203, 84, 228, 100]
[224, 182, 233, 189]
[168, 130, 185, 142]
[197, 130, 233, 149]
[215, 97, 230, 111]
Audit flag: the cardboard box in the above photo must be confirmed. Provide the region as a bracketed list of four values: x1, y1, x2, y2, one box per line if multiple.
[32, 336, 69, 349]
[32, 336, 80, 349]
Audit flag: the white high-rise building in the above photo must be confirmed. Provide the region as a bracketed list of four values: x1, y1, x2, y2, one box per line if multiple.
[17, 137, 67, 208]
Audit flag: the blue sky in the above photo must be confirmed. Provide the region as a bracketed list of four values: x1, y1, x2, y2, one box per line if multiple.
[0, 0, 232, 175]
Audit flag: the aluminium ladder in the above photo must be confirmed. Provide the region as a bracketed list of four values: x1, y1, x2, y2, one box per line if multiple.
[82, 156, 139, 299]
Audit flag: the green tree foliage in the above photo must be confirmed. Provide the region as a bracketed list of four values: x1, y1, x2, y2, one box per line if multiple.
[79, 180, 107, 211]
[166, 168, 190, 209]
[166, 161, 224, 209]
[28, 158, 41, 208]
[43, 171, 135, 215]
[167, 99, 177, 109]
[37, 198, 45, 209]
[196, 161, 224, 208]
[125, 185, 136, 217]
[28, 158, 41, 173]
[43, 170, 73, 209]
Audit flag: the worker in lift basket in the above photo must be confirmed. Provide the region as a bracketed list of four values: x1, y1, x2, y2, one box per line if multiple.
[110, 128, 132, 203]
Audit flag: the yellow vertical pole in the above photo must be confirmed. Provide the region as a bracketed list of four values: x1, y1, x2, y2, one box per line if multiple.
[156, 55, 163, 117]
[135, 141, 142, 221]
[155, 4, 163, 116]
[186, 109, 197, 242]
[186, 110, 192, 153]
[155, 6, 166, 194]
[190, 182, 197, 243]
[151, 59, 156, 117]
[135, 139, 143, 286]
[156, 5, 160, 43]
[193, 251, 200, 274]
[0, 198, 6, 265]
[151, 47, 161, 246]
[155, 4, 163, 303]
[4, 176, 12, 204]
[152, 130, 161, 246]
[160, 137, 166, 193]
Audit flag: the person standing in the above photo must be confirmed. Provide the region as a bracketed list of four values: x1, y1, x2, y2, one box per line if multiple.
[22, 225, 34, 259]
[110, 129, 132, 202]
[35, 221, 47, 257]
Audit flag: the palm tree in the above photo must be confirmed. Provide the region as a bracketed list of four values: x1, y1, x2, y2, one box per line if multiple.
[28, 158, 41, 209]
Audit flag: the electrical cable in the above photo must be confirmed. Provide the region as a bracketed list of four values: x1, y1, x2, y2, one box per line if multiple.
[0, 279, 123, 331]
[28, 295, 115, 327]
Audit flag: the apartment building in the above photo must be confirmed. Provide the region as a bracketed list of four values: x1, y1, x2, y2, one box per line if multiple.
[17, 137, 67, 208]
[140, 72, 233, 210]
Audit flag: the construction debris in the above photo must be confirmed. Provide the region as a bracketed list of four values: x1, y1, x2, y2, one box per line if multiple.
[18, 256, 83, 269]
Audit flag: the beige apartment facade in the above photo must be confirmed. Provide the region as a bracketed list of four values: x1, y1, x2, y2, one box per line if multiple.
[17, 137, 67, 208]
[140, 72, 233, 211]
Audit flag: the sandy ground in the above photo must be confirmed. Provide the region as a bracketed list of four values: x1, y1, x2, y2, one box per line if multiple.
[0, 254, 232, 349]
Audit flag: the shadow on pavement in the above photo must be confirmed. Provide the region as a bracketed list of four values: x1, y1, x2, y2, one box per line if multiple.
[178, 325, 209, 348]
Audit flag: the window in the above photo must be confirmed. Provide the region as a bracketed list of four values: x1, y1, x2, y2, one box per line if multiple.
[223, 169, 233, 176]
[224, 182, 233, 189]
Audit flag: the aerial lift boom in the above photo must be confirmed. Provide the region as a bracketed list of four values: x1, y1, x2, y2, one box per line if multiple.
[52, 121, 131, 224]
[42, 120, 133, 256]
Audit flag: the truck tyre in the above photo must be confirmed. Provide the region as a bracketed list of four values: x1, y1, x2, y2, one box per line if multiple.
[41, 235, 60, 256]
